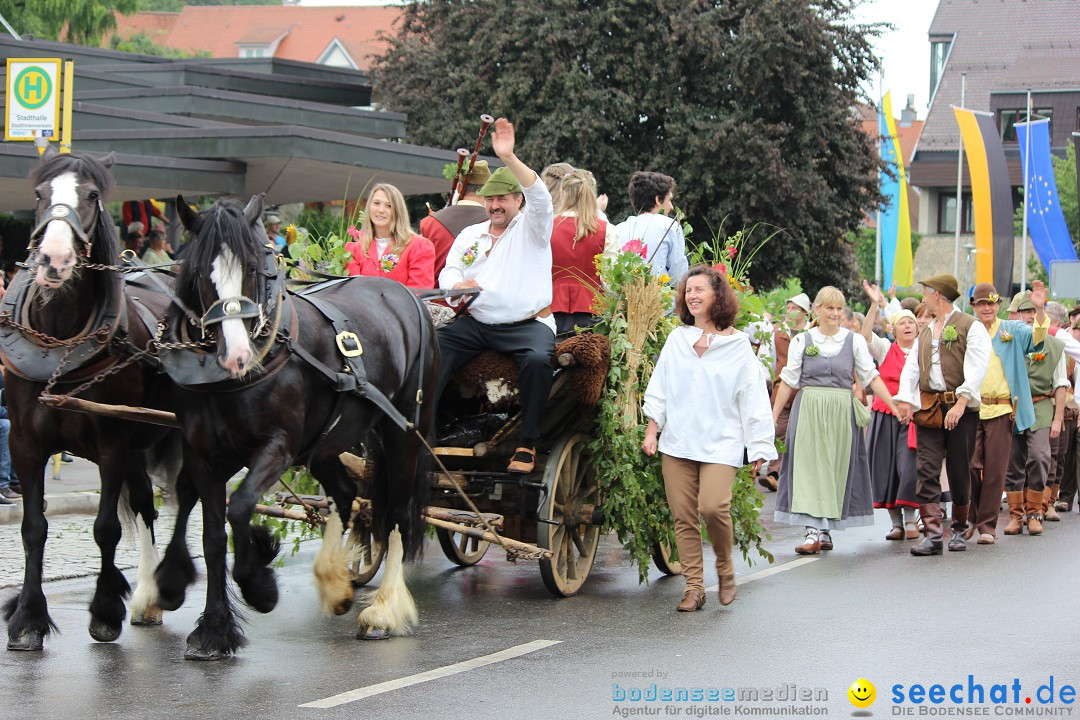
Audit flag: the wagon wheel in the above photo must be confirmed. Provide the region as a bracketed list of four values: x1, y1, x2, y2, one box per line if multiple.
[347, 511, 385, 587]
[652, 539, 683, 576]
[436, 526, 491, 566]
[538, 432, 601, 597]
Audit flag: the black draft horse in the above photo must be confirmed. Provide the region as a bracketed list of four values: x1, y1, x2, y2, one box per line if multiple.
[153, 194, 436, 660]
[0, 149, 180, 651]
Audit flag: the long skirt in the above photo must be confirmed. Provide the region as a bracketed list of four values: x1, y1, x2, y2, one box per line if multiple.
[868, 410, 919, 509]
[775, 386, 875, 529]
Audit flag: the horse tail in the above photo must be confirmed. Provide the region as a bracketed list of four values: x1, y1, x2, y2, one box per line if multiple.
[144, 431, 183, 504]
[365, 421, 427, 562]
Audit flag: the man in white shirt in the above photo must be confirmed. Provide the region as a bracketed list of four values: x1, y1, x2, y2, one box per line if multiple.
[614, 171, 688, 282]
[895, 274, 991, 556]
[437, 118, 554, 474]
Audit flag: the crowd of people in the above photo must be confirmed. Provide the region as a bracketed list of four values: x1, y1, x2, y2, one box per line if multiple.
[11, 116, 1072, 618]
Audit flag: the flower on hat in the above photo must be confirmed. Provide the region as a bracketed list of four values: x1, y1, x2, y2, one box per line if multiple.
[380, 253, 399, 273]
[712, 263, 727, 276]
[728, 246, 737, 259]
[988, 292, 1000, 304]
[622, 239, 648, 259]
[658, 273, 671, 284]
[942, 325, 958, 347]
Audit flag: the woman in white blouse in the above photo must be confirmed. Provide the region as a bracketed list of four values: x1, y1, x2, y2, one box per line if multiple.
[642, 266, 776, 613]
[771, 286, 900, 554]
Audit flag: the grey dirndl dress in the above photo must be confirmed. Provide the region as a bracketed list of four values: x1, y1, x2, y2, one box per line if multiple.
[774, 332, 875, 529]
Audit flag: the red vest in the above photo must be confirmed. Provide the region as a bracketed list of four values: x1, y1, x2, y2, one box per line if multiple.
[550, 217, 606, 315]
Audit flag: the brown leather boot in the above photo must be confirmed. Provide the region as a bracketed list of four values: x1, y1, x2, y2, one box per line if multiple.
[717, 575, 736, 606]
[911, 503, 943, 556]
[676, 587, 706, 612]
[1044, 486, 1060, 521]
[948, 504, 969, 552]
[1025, 488, 1044, 535]
[1003, 491, 1025, 535]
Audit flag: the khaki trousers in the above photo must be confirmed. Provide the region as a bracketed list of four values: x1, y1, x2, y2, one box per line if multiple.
[662, 455, 736, 592]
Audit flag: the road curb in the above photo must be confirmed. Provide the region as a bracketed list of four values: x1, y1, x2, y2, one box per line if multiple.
[0, 492, 100, 524]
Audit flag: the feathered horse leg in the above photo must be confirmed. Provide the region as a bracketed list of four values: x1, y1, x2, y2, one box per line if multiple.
[357, 525, 417, 640]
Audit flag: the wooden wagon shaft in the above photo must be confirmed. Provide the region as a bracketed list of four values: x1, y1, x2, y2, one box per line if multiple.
[38, 395, 181, 428]
[270, 495, 505, 530]
[423, 516, 551, 559]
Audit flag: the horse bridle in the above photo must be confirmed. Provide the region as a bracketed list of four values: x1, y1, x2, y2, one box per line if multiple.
[196, 244, 281, 341]
[28, 200, 102, 260]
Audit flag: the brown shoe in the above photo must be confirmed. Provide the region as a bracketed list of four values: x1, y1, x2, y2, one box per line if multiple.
[818, 531, 833, 551]
[0, 486, 20, 500]
[795, 530, 820, 555]
[676, 588, 706, 612]
[757, 473, 778, 493]
[977, 533, 995, 544]
[885, 525, 904, 541]
[718, 575, 736, 606]
[1025, 488, 1044, 535]
[507, 447, 536, 474]
[904, 521, 920, 540]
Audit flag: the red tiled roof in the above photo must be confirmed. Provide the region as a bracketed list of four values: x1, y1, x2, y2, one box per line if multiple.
[111, 5, 402, 70]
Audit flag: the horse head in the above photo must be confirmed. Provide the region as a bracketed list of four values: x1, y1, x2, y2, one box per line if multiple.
[176, 193, 269, 378]
[28, 147, 119, 289]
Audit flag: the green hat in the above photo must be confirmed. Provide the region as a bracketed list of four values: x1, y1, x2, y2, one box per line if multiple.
[476, 166, 521, 196]
[1007, 291, 1035, 313]
[462, 159, 492, 187]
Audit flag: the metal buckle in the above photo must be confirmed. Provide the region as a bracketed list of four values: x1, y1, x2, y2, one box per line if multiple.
[335, 331, 363, 357]
[942, 391, 957, 404]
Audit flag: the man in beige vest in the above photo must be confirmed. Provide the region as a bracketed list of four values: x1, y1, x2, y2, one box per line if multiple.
[895, 274, 991, 556]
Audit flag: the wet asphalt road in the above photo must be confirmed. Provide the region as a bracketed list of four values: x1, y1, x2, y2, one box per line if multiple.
[1, 495, 1079, 720]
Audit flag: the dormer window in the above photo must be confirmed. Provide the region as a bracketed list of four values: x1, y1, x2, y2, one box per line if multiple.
[929, 35, 953, 101]
[238, 45, 270, 59]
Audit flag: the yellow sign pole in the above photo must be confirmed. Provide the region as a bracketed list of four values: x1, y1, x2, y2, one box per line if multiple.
[60, 57, 73, 154]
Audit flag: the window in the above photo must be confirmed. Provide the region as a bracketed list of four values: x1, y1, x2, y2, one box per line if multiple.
[938, 192, 974, 234]
[238, 46, 269, 59]
[929, 37, 952, 100]
[999, 108, 1054, 142]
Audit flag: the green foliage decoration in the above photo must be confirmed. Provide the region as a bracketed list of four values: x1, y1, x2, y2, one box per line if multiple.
[592, 230, 777, 584]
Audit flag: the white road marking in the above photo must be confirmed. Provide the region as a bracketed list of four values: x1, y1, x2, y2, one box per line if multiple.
[299, 638, 563, 708]
[704, 556, 818, 593]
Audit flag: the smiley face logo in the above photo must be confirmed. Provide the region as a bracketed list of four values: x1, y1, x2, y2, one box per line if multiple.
[848, 679, 876, 708]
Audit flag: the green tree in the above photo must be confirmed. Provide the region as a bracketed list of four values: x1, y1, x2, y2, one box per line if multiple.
[372, 0, 883, 295]
[0, 0, 138, 45]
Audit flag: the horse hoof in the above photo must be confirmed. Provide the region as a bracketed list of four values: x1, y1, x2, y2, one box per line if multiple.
[184, 644, 226, 661]
[356, 625, 390, 641]
[333, 599, 354, 616]
[7, 631, 44, 651]
[89, 619, 121, 643]
[130, 606, 163, 626]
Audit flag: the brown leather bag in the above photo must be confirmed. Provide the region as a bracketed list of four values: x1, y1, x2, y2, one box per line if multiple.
[912, 390, 948, 429]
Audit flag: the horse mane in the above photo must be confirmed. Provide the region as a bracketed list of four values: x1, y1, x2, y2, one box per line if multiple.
[29, 153, 120, 268]
[175, 199, 260, 312]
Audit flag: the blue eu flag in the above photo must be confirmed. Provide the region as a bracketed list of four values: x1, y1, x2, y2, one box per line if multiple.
[1016, 119, 1078, 271]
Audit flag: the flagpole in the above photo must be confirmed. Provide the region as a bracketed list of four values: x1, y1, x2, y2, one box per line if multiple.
[876, 72, 883, 287]
[954, 73, 966, 279]
[1021, 88, 1031, 292]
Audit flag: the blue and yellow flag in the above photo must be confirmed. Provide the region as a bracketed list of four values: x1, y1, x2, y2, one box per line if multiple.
[879, 92, 913, 287]
[1015, 119, 1078, 271]
[953, 107, 1015, 294]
